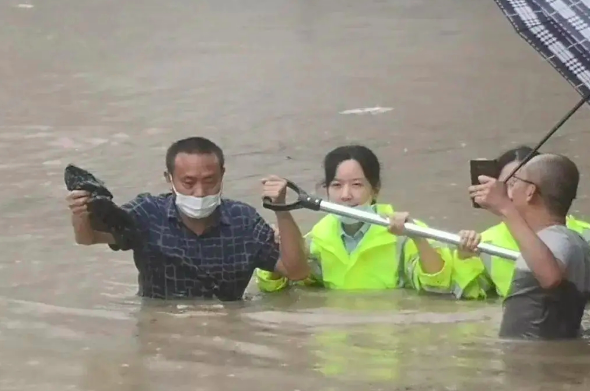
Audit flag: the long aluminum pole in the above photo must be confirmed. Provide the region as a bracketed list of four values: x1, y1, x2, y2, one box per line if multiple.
[317, 200, 520, 261]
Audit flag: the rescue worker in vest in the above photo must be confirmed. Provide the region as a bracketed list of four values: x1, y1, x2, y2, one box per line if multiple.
[456, 146, 590, 298]
[256, 144, 456, 293]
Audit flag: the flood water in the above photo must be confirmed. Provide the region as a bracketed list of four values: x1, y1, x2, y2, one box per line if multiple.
[2, 0, 590, 390]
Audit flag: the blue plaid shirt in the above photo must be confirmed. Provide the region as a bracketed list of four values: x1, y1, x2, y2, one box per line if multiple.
[109, 193, 280, 301]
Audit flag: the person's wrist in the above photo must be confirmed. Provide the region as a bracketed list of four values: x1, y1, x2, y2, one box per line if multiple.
[499, 202, 518, 218]
[72, 211, 90, 221]
[275, 211, 293, 220]
[411, 236, 427, 244]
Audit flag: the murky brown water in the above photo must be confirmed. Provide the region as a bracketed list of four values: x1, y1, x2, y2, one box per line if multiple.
[2, 0, 590, 390]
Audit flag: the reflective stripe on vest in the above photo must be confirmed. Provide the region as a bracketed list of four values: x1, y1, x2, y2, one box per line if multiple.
[476, 275, 491, 294]
[309, 256, 323, 279]
[404, 242, 457, 296]
[396, 236, 409, 288]
[478, 252, 509, 296]
[452, 282, 463, 298]
[450, 273, 491, 299]
[480, 253, 493, 276]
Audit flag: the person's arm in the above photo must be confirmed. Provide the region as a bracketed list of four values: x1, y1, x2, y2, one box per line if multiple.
[251, 213, 310, 281]
[501, 204, 566, 288]
[403, 234, 454, 293]
[273, 211, 310, 280]
[387, 213, 452, 292]
[469, 175, 566, 289]
[259, 175, 309, 280]
[67, 190, 115, 245]
[72, 193, 152, 250]
[412, 236, 445, 274]
[106, 194, 153, 251]
[255, 233, 323, 292]
[72, 212, 116, 245]
[388, 213, 446, 274]
[255, 223, 289, 292]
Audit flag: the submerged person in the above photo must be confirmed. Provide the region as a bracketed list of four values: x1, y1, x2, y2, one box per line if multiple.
[65, 136, 310, 301]
[256, 144, 459, 294]
[466, 153, 590, 339]
[457, 146, 590, 299]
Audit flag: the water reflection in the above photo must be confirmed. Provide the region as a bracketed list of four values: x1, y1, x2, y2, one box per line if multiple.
[496, 340, 590, 389]
[245, 289, 499, 386]
[1, 284, 589, 390]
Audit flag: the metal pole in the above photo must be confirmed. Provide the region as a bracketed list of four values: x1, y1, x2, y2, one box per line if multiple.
[317, 200, 520, 261]
[505, 92, 590, 181]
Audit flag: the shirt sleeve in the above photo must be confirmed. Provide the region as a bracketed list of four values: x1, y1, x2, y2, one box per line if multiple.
[402, 220, 453, 293]
[255, 269, 290, 292]
[108, 193, 154, 252]
[444, 248, 490, 299]
[537, 227, 577, 268]
[251, 213, 281, 272]
[305, 234, 324, 286]
[403, 238, 453, 292]
[254, 232, 322, 292]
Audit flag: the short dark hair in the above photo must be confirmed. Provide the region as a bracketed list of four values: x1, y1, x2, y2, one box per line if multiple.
[496, 145, 539, 171]
[165, 137, 225, 174]
[323, 145, 381, 192]
[527, 154, 579, 217]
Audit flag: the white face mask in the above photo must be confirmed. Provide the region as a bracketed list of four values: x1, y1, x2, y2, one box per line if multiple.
[336, 204, 374, 225]
[171, 184, 221, 219]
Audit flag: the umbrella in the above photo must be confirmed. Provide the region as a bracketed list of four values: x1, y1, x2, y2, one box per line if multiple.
[494, 0, 590, 97]
[492, 0, 590, 177]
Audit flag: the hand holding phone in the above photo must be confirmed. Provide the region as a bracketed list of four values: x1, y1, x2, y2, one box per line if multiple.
[469, 159, 500, 208]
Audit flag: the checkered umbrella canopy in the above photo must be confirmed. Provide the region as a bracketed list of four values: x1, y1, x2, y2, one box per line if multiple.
[493, 0, 590, 98]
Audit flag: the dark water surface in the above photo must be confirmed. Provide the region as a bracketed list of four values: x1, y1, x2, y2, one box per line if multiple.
[1, 0, 590, 390]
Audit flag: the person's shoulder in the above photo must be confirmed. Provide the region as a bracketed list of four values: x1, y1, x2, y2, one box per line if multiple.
[220, 198, 260, 220]
[539, 225, 590, 260]
[540, 225, 583, 243]
[120, 192, 172, 213]
[564, 227, 590, 253]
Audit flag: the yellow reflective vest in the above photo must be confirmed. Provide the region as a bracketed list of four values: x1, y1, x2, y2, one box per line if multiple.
[256, 204, 456, 294]
[457, 215, 590, 298]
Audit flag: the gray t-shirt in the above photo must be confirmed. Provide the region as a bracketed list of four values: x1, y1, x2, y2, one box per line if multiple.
[500, 225, 590, 340]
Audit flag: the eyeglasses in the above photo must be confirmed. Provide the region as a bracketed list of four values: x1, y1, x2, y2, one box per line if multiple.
[506, 175, 540, 194]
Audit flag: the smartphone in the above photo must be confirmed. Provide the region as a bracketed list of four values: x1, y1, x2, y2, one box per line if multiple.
[469, 159, 500, 208]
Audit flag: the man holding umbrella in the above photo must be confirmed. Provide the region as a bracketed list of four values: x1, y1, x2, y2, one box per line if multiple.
[465, 154, 590, 339]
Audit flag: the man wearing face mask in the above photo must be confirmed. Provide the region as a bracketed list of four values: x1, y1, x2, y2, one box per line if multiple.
[66, 136, 309, 301]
